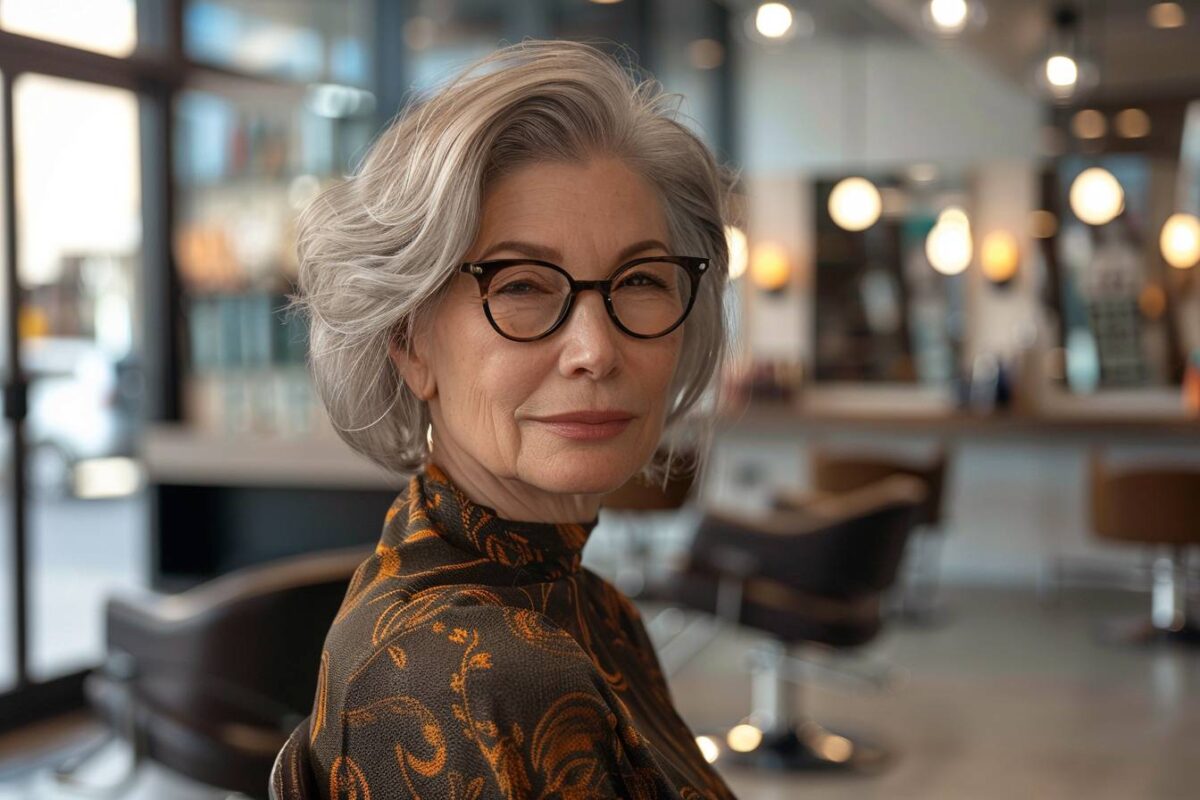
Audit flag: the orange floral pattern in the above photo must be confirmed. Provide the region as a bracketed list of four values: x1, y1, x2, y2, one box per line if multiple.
[291, 461, 736, 799]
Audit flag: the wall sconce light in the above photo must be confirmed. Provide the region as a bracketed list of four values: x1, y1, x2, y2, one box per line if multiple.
[1160, 212, 1200, 269]
[749, 242, 791, 293]
[981, 230, 1020, 285]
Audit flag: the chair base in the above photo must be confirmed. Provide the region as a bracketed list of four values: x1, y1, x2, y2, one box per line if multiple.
[715, 721, 889, 773]
[1097, 617, 1200, 647]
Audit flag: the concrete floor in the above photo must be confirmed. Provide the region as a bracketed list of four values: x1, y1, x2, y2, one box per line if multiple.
[0, 585, 1197, 799]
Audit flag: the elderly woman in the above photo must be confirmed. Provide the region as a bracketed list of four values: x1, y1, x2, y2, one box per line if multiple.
[285, 39, 738, 799]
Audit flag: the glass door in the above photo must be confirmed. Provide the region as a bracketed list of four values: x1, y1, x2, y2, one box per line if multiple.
[0, 0, 154, 723]
[11, 72, 148, 682]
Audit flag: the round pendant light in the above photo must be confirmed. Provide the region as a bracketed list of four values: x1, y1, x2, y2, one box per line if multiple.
[1069, 167, 1123, 226]
[926, 211, 973, 276]
[1160, 213, 1200, 269]
[828, 177, 882, 232]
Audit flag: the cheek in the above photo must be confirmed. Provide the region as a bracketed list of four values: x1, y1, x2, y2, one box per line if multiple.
[627, 333, 684, 414]
[432, 306, 543, 437]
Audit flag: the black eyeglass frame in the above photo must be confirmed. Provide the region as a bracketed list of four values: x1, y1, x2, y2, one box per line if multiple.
[458, 255, 709, 342]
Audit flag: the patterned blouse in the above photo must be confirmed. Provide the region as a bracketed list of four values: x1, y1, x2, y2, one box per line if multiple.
[306, 460, 738, 799]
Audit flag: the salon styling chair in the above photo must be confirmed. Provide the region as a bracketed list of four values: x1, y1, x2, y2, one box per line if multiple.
[52, 545, 370, 799]
[1089, 450, 1200, 645]
[646, 475, 926, 771]
[776, 447, 949, 622]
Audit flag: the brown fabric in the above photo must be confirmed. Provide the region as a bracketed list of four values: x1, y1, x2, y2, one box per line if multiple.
[302, 461, 737, 799]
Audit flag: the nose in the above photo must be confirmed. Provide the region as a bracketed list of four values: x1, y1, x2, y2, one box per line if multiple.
[556, 288, 621, 380]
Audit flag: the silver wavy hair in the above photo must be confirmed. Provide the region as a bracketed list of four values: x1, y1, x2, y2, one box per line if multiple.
[285, 38, 740, 486]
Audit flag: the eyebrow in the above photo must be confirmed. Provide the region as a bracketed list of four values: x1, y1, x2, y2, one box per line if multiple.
[475, 238, 670, 265]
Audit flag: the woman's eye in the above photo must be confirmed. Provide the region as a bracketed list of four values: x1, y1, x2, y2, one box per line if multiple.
[620, 272, 667, 289]
[495, 281, 540, 295]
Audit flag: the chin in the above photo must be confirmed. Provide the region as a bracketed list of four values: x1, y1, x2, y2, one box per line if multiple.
[525, 447, 645, 496]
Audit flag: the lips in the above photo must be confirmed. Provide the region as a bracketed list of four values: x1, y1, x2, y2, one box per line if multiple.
[531, 410, 635, 424]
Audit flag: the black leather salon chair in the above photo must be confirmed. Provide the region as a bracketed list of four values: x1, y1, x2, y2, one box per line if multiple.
[777, 447, 949, 621]
[53, 545, 370, 799]
[647, 475, 926, 771]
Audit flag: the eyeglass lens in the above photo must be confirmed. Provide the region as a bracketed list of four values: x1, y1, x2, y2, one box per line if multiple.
[486, 261, 693, 339]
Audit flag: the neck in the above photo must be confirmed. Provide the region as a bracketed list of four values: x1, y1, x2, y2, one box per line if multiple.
[428, 430, 603, 525]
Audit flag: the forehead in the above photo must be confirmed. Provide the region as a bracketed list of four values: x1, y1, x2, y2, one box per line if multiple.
[475, 158, 669, 247]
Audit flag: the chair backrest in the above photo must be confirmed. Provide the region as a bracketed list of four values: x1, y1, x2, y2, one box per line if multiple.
[810, 447, 948, 528]
[692, 475, 926, 599]
[108, 545, 372, 734]
[1088, 450, 1200, 545]
[270, 716, 320, 800]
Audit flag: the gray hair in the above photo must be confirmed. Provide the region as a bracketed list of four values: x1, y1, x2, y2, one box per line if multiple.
[285, 38, 740, 486]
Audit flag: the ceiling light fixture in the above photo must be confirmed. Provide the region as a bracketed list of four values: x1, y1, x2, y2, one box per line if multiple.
[926, 209, 973, 275]
[756, 2, 794, 38]
[1069, 167, 1124, 226]
[829, 177, 882, 231]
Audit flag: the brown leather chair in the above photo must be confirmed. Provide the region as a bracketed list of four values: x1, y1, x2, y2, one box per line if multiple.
[650, 475, 926, 771]
[777, 447, 949, 620]
[53, 545, 370, 799]
[1088, 450, 1200, 644]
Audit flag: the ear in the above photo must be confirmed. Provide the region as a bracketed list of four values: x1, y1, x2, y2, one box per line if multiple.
[387, 322, 437, 402]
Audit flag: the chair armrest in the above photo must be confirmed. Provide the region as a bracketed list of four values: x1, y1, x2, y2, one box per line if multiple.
[770, 487, 834, 514]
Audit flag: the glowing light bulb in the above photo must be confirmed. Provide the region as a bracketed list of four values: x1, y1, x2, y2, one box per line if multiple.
[749, 242, 791, 291]
[1071, 109, 1106, 140]
[981, 230, 1020, 283]
[1069, 167, 1123, 226]
[1160, 213, 1200, 269]
[926, 215, 973, 276]
[725, 225, 749, 281]
[828, 177, 882, 231]
[929, 0, 969, 33]
[938, 206, 969, 227]
[755, 3, 794, 39]
[695, 735, 720, 764]
[1114, 108, 1151, 139]
[1045, 54, 1079, 88]
[727, 723, 764, 753]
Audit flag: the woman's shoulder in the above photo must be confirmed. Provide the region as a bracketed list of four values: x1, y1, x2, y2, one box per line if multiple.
[345, 595, 599, 700]
[309, 593, 620, 787]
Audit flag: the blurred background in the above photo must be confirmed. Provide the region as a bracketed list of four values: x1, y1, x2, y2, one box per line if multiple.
[0, 1, 1198, 798]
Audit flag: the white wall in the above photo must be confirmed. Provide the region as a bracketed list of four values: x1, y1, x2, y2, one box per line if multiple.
[733, 34, 1046, 366]
[737, 35, 1042, 174]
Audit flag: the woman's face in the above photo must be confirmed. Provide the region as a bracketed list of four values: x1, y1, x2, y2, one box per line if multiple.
[392, 157, 685, 509]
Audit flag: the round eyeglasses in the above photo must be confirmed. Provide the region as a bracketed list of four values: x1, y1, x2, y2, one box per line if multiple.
[459, 255, 709, 342]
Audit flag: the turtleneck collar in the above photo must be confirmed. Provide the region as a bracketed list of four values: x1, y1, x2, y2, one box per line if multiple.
[380, 460, 600, 582]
